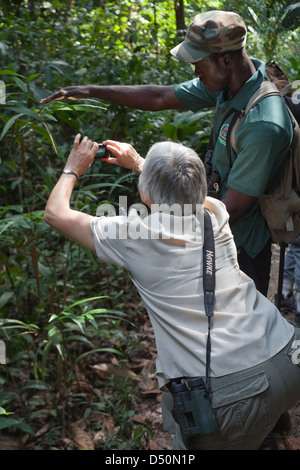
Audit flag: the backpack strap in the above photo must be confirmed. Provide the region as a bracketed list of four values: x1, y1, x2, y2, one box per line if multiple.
[230, 81, 281, 153]
[273, 80, 293, 97]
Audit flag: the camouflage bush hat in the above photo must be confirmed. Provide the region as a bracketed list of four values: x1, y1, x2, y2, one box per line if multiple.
[170, 10, 247, 63]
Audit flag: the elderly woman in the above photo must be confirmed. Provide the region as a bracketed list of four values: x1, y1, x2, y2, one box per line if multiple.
[45, 134, 300, 450]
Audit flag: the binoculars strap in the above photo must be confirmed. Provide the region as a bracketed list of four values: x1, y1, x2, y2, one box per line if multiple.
[203, 210, 215, 397]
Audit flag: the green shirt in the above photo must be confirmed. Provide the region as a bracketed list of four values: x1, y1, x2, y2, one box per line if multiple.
[174, 59, 293, 258]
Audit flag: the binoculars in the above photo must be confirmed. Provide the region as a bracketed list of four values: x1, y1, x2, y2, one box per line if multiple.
[170, 377, 219, 447]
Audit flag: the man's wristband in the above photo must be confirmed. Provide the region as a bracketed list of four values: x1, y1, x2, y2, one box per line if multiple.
[63, 169, 79, 180]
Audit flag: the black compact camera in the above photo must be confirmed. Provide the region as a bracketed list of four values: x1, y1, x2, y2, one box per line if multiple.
[205, 148, 221, 199]
[207, 170, 221, 198]
[96, 143, 111, 159]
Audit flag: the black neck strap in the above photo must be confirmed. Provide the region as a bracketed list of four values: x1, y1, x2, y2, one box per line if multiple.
[203, 210, 215, 396]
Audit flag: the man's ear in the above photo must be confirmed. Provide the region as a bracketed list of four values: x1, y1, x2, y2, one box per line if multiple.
[223, 53, 233, 69]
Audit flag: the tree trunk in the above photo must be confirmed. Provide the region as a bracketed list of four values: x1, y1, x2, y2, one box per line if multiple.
[174, 0, 186, 31]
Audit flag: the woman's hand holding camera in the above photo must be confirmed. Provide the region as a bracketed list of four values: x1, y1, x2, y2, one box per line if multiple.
[63, 135, 144, 181]
[103, 139, 144, 173]
[64, 134, 98, 179]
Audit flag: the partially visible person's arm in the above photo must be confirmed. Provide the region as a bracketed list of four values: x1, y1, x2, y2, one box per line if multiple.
[222, 187, 257, 223]
[40, 84, 186, 111]
[102, 139, 145, 173]
[44, 134, 98, 251]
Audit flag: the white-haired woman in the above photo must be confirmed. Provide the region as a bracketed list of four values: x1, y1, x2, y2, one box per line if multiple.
[45, 134, 300, 450]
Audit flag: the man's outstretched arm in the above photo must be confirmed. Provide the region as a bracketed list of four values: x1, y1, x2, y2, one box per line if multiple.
[40, 84, 186, 111]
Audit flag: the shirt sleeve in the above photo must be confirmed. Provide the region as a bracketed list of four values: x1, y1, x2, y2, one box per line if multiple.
[174, 78, 218, 112]
[90, 216, 128, 268]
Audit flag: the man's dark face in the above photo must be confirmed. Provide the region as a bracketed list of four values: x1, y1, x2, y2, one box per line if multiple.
[193, 55, 231, 92]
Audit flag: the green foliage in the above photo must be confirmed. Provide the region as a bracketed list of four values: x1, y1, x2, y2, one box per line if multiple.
[41, 296, 128, 374]
[224, 0, 300, 67]
[163, 109, 214, 154]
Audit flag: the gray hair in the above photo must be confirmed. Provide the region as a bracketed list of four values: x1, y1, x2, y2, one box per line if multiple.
[138, 141, 207, 212]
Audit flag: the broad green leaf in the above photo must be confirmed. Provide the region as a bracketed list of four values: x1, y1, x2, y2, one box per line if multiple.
[27, 73, 42, 82]
[0, 220, 15, 235]
[0, 70, 25, 78]
[76, 347, 124, 363]
[13, 77, 28, 93]
[0, 417, 20, 430]
[0, 113, 24, 141]
[4, 105, 40, 119]
[0, 291, 14, 309]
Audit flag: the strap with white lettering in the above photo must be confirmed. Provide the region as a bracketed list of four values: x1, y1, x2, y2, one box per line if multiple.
[203, 210, 215, 316]
[203, 210, 215, 397]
